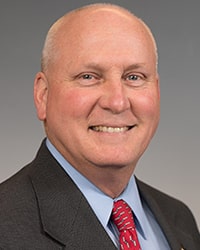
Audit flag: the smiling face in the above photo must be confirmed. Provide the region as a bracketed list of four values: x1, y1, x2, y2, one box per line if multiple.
[34, 6, 160, 180]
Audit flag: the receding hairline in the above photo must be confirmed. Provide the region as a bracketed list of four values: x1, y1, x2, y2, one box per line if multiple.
[41, 3, 158, 72]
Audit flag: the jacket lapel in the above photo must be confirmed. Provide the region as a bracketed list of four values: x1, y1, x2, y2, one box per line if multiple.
[136, 178, 196, 250]
[30, 141, 116, 249]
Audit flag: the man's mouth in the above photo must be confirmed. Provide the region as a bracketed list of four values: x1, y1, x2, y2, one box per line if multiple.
[89, 125, 134, 133]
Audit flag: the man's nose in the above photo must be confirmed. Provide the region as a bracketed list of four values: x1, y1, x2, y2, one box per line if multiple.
[98, 80, 131, 114]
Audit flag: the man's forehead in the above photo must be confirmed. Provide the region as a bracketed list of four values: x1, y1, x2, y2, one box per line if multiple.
[42, 4, 158, 73]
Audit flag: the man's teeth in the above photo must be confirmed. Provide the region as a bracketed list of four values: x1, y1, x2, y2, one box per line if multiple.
[91, 126, 130, 133]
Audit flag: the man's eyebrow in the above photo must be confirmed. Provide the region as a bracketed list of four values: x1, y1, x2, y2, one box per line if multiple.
[82, 63, 146, 71]
[82, 63, 105, 71]
[125, 63, 146, 71]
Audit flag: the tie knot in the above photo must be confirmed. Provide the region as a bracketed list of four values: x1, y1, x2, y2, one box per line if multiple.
[111, 199, 134, 232]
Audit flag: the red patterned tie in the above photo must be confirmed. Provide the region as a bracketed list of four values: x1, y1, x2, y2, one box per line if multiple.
[111, 200, 141, 250]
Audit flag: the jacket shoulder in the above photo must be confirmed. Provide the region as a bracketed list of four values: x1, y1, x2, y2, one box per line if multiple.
[137, 178, 200, 245]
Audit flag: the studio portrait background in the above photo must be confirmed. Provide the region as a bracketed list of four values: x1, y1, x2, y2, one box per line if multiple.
[1, 0, 199, 228]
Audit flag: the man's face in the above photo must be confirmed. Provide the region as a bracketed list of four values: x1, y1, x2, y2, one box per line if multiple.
[35, 10, 160, 175]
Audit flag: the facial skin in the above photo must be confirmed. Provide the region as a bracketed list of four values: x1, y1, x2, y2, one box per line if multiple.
[34, 5, 160, 198]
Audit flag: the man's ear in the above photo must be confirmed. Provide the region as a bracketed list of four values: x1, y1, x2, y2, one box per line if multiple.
[34, 72, 48, 121]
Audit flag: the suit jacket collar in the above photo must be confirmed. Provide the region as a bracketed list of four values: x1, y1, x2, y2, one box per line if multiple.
[30, 140, 116, 249]
[136, 178, 197, 250]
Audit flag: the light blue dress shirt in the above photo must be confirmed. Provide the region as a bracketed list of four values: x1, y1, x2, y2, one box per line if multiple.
[46, 139, 170, 249]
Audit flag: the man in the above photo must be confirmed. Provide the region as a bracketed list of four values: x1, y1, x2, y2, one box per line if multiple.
[0, 3, 199, 249]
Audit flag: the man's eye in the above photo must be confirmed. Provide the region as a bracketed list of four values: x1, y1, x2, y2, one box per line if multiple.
[124, 73, 146, 87]
[81, 74, 93, 80]
[76, 73, 101, 86]
[127, 75, 141, 81]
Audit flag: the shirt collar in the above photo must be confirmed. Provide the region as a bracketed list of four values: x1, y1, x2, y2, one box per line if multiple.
[116, 176, 148, 239]
[46, 138, 148, 239]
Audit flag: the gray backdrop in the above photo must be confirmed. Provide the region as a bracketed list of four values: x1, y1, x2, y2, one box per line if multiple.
[1, 0, 199, 228]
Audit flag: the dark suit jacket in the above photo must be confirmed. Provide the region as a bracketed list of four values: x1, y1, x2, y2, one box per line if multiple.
[0, 140, 200, 249]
